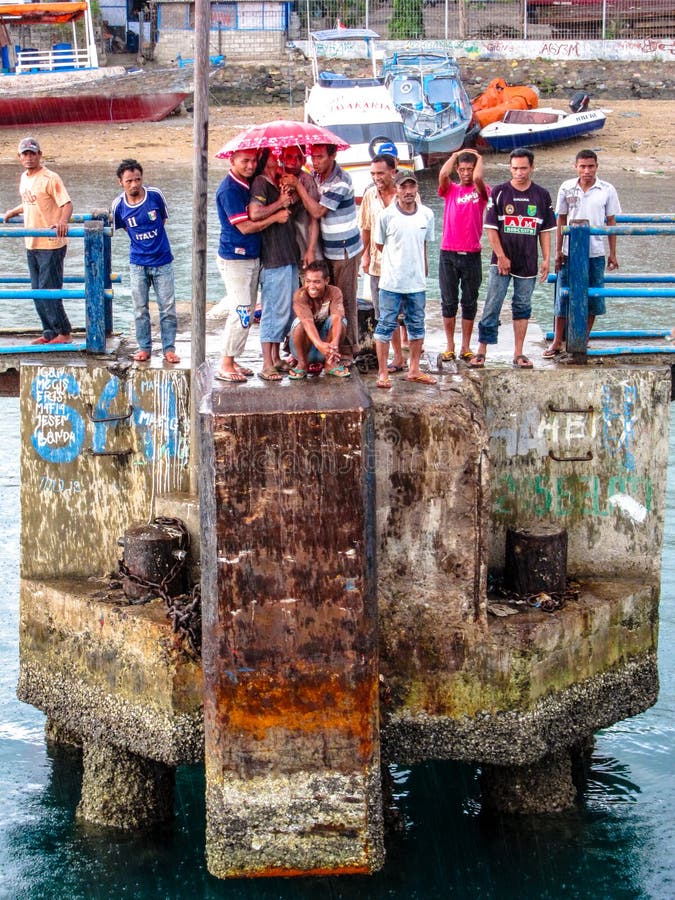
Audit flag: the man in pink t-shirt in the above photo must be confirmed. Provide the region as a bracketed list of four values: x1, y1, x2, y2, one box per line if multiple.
[438, 149, 490, 361]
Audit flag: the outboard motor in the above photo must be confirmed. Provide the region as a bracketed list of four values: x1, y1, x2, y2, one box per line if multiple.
[569, 91, 590, 113]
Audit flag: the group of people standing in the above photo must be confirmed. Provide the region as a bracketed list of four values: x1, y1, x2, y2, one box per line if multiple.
[3, 135, 620, 377]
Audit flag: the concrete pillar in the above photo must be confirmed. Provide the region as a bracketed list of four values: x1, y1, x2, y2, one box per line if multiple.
[77, 739, 175, 829]
[200, 379, 383, 878]
[481, 751, 577, 814]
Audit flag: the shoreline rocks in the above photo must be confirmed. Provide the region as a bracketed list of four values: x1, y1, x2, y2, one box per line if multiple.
[207, 57, 675, 106]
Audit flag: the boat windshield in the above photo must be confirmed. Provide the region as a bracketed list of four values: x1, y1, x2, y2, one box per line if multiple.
[323, 121, 407, 145]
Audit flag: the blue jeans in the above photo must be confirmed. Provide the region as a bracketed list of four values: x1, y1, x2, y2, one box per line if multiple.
[27, 247, 71, 340]
[259, 264, 298, 343]
[477, 267, 536, 346]
[374, 289, 426, 343]
[555, 256, 606, 317]
[289, 315, 346, 363]
[130, 262, 177, 354]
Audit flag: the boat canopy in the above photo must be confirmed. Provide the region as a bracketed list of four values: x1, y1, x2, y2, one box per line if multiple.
[0, 2, 87, 25]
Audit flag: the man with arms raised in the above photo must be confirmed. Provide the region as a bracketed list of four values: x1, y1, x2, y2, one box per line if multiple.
[544, 149, 621, 357]
[470, 148, 556, 369]
[438, 148, 490, 362]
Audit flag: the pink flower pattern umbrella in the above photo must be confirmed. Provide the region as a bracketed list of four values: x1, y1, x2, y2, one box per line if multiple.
[215, 120, 350, 159]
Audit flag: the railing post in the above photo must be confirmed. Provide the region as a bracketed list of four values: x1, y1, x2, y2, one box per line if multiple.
[567, 221, 590, 360]
[84, 220, 106, 353]
[91, 210, 113, 336]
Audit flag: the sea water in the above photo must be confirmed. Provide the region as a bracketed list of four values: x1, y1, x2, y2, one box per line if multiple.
[0, 161, 673, 898]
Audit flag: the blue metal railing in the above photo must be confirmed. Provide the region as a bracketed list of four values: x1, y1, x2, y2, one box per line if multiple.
[556, 216, 675, 358]
[0, 212, 114, 355]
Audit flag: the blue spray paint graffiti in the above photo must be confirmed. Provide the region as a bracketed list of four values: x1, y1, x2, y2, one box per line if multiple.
[31, 369, 85, 464]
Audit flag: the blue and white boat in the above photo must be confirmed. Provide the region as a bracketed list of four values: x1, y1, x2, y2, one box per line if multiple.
[381, 51, 473, 165]
[479, 106, 606, 152]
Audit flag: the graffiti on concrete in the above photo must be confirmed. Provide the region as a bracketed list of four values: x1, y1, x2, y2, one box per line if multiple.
[31, 368, 85, 464]
[30, 367, 190, 486]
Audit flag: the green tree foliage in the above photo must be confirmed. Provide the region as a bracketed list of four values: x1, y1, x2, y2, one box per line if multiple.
[388, 0, 425, 39]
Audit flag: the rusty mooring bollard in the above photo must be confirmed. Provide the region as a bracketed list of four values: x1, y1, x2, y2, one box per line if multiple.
[118, 519, 189, 601]
[504, 525, 568, 596]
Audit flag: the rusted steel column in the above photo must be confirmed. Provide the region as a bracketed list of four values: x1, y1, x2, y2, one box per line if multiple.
[200, 379, 383, 878]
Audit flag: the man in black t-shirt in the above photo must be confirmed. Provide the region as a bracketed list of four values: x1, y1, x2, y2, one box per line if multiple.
[470, 148, 556, 369]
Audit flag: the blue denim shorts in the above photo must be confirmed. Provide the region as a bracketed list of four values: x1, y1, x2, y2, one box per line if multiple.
[289, 315, 345, 363]
[374, 289, 426, 343]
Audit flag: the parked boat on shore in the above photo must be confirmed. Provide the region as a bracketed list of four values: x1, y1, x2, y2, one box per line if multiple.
[304, 28, 416, 201]
[382, 51, 472, 165]
[0, 1, 193, 126]
[479, 107, 606, 152]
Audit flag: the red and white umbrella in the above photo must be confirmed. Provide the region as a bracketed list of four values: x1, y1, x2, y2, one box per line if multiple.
[215, 120, 350, 159]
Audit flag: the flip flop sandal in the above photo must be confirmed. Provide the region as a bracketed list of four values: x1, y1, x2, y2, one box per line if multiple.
[215, 371, 247, 383]
[163, 351, 180, 364]
[460, 351, 475, 361]
[387, 363, 408, 373]
[407, 372, 437, 385]
[440, 350, 456, 361]
[288, 367, 307, 380]
[236, 366, 254, 376]
[469, 354, 485, 368]
[376, 375, 392, 389]
[542, 346, 563, 358]
[325, 364, 351, 378]
[133, 350, 151, 362]
[258, 368, 283, 382]
[513, 355, 534, 369]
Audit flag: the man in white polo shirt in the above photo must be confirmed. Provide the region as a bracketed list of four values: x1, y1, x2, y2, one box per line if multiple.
[544, 149, 621, 357]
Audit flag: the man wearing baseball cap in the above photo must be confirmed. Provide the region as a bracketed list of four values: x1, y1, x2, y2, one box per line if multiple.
[373, 170, 436, 388]
[4, 137, 73, 344]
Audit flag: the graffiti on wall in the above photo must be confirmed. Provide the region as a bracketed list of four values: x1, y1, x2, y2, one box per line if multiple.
[30, 366, 190, 493]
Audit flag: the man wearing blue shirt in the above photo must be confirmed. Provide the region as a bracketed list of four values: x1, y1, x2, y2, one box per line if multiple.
[112, 159, 179, 364]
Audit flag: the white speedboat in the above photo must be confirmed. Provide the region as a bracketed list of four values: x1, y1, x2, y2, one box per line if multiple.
[304, 28, 417, 201]
[480, 107, 606, 152]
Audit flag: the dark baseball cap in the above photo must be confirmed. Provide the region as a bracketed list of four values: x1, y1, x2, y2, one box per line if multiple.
[394, 170, 418, 186]
[18, 137, 40, 154]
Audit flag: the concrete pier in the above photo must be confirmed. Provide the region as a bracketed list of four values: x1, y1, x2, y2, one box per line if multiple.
[14, 353, 669, 864]
[200, 377, 383, 877]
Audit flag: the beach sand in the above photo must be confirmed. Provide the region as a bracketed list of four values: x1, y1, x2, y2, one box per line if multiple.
[0, 98, 673, 177]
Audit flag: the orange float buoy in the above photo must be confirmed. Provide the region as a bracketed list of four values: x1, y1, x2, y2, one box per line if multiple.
[472, 78, 539, 129]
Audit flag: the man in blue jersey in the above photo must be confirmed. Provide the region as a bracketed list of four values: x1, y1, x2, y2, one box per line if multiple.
[112, 159, 179, 364]
[287, 143, 363, 365]
[214, 150, 291, 382]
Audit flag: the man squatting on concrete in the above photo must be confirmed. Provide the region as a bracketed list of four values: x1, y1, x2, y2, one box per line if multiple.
[286, 143, 363, 365]
[112, 159, 180, 364]
[4, 137, 73, 345]
[358, 152, 408, 373]
[438, 148, 490, 362]
[470, 147, 556, 370]
[374, 171, 436, 389]
[214, 150, 290, 383]
[287, 260, 350, 380]
[544, 148, 621, 357]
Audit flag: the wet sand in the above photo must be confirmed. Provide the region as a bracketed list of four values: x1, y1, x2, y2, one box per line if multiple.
[0, 98, 673, 177]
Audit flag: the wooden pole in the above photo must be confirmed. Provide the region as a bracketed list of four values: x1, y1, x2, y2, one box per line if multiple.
[190, 0, 209, 495]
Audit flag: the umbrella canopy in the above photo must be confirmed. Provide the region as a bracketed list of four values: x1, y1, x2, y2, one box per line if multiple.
[215, 120, 350, 159]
